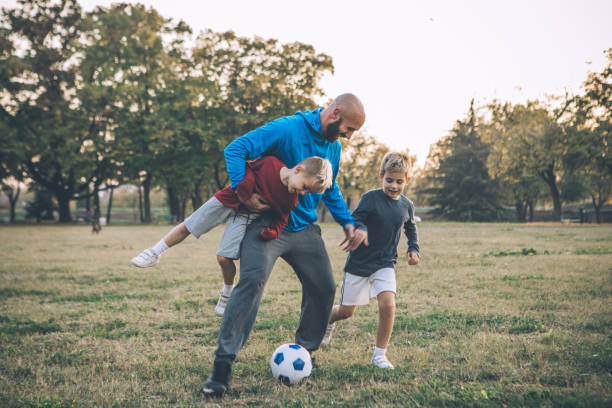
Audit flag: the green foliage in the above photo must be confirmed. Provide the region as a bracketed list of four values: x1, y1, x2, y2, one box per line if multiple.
[569, 48, 612, 222]
[422, 101, 501, 221]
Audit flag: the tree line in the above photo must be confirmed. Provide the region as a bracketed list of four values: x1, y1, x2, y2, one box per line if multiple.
[417, 49, 611, 223]
[1, 1, 609, 225]
[0, 0, 334, 224]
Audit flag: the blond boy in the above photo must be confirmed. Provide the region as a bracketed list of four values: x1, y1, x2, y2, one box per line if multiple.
[322, 152, 420, 369]
[132, 156, 333, 315]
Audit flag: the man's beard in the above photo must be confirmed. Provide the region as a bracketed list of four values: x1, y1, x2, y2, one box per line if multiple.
[323, 118, 342, 142]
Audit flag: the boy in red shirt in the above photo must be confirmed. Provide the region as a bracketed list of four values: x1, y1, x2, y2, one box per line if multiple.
[131, 156, 333, 315]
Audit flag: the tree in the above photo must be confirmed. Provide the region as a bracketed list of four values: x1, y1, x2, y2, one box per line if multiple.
[422, 101, 501, 221]
[0, 0, 95, 222]
[337, 132, 400, 210]
[484, 98, 575, 221]
[81, 3, 193, 223]
[571, 48, 612, 223]
[482, 104, 547, 222]
[192, 30, 334, 190]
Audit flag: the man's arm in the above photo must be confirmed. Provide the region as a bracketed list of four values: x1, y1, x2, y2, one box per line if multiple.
[223, 117, 289, 189]
[338, 192, 371, 252]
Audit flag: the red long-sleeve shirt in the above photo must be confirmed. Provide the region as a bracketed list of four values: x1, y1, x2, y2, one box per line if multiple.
[214, 156, 298, 240]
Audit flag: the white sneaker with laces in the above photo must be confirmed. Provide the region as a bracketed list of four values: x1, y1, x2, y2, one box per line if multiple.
[214, 293, 230, 316]
[321, 323, 336, 346]
[131, 248, 159, 268]
[372, 354, 394, 369]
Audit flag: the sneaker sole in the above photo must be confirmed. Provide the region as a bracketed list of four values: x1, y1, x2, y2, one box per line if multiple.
[202, 386, 225, 397]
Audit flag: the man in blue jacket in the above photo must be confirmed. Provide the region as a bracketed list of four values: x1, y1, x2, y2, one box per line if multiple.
[203, 93, 367, 396]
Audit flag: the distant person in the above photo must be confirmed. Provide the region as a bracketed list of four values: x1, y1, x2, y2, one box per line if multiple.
[203, 93, 366, 397]
[131, 156, 333, 316]
[321, 152, 420, 370]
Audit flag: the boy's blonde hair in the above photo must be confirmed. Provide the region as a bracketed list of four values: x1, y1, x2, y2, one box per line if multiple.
[298, 156, 333, 193]
[380, 151, 411, 178]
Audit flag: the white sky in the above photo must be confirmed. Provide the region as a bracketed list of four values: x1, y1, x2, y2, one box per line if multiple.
[3, 0, 611, 167]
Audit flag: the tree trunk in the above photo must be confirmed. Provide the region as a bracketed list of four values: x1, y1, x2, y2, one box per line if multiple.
[56, 190, 72, 223]
[214, 160, 228, 190]
[167, 185, 179, 223]
[191, 181, 204, 211]
[138, 183, 144, 223]
[540, 167, 562, 221]
[528, 201, 535, 222]
[592, 194, 602, 224]
[92, 185, 102, 232]
[515, 200, 526, 223]
[179, 196, 187, 222]
[142, 172, 152, 224]
[106, 186, 114, 225]
[8, 185, 20, 224]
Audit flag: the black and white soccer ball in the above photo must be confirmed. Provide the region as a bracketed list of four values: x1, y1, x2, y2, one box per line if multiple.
[270, 343, 312, 385]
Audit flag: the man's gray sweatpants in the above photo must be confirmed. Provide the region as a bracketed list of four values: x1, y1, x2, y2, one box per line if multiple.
[214, 216, 336, 363]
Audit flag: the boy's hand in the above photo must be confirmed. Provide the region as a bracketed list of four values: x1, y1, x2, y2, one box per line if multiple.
[407, 251, 419, 265]
[340, 225, 368, 252]
[240, 193, 271, 212]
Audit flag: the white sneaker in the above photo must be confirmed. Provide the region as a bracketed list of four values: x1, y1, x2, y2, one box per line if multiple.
[372, 354, 394, 369]
[131, 248, 159, 268]
[214, 293, 230, 316]
[321, 323, 335, 346]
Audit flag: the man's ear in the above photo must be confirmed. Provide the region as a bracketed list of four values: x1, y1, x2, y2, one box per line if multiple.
[331, 107, 342, 121]
[294, 165, 304, 173]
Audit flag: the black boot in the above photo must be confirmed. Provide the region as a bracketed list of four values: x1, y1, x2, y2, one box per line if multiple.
[202, 360, 232, 397]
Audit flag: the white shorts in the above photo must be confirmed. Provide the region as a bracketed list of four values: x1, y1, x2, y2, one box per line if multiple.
[339, 268, 396, 306]
[183, 197, 257, 259]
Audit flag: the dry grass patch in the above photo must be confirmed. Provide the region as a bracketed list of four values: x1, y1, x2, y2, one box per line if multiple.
[0, 222, 610, 407]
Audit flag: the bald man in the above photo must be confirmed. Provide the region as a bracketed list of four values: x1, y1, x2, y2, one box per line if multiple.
[203, 94, 366, 396]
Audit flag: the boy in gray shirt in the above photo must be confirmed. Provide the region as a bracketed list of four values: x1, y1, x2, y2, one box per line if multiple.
[322, 152, 420, 369]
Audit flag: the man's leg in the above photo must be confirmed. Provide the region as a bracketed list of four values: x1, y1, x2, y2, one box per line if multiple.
[282, 224, 336, 352]
[204, 217, 288, 395]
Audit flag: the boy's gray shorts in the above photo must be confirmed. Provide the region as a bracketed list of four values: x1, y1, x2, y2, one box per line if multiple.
[184, 197, 257, 260]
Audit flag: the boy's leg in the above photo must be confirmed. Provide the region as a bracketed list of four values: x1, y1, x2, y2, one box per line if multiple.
[213, 213, 257, 316]
[214, 256, 236, 316]
[322, 271, 369, 346]
[329, 304, 357, 324]
[375, 291, 396, 349]
[369, 268, 396, 369]
[132, 197, 231, 268]
[216, 256, 236, 286]
[162, 223, 190, 247]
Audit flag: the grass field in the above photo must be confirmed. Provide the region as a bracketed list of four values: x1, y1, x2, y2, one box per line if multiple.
[0, 223, 611, 407]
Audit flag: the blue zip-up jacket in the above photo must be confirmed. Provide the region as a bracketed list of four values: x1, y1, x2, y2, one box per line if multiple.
[224, 108, 355, 231]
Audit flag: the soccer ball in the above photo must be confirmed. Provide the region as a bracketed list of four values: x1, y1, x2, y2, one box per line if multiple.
[270, 343, 312, 385]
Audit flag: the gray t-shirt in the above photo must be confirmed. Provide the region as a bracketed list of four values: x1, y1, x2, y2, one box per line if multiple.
[344, 189, 419, 277]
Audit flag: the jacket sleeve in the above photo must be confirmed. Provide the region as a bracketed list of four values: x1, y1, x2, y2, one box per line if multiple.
[258, 197, 294, 240]
[320, 145, 355, 227]
[404, 202, 420, 254]
[234, 166, 256, 203]
[258, 213, 290, 241]
[224, 117, 290, 189]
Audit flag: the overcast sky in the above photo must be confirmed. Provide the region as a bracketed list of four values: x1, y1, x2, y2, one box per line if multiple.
[3, 0, 611, 167]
